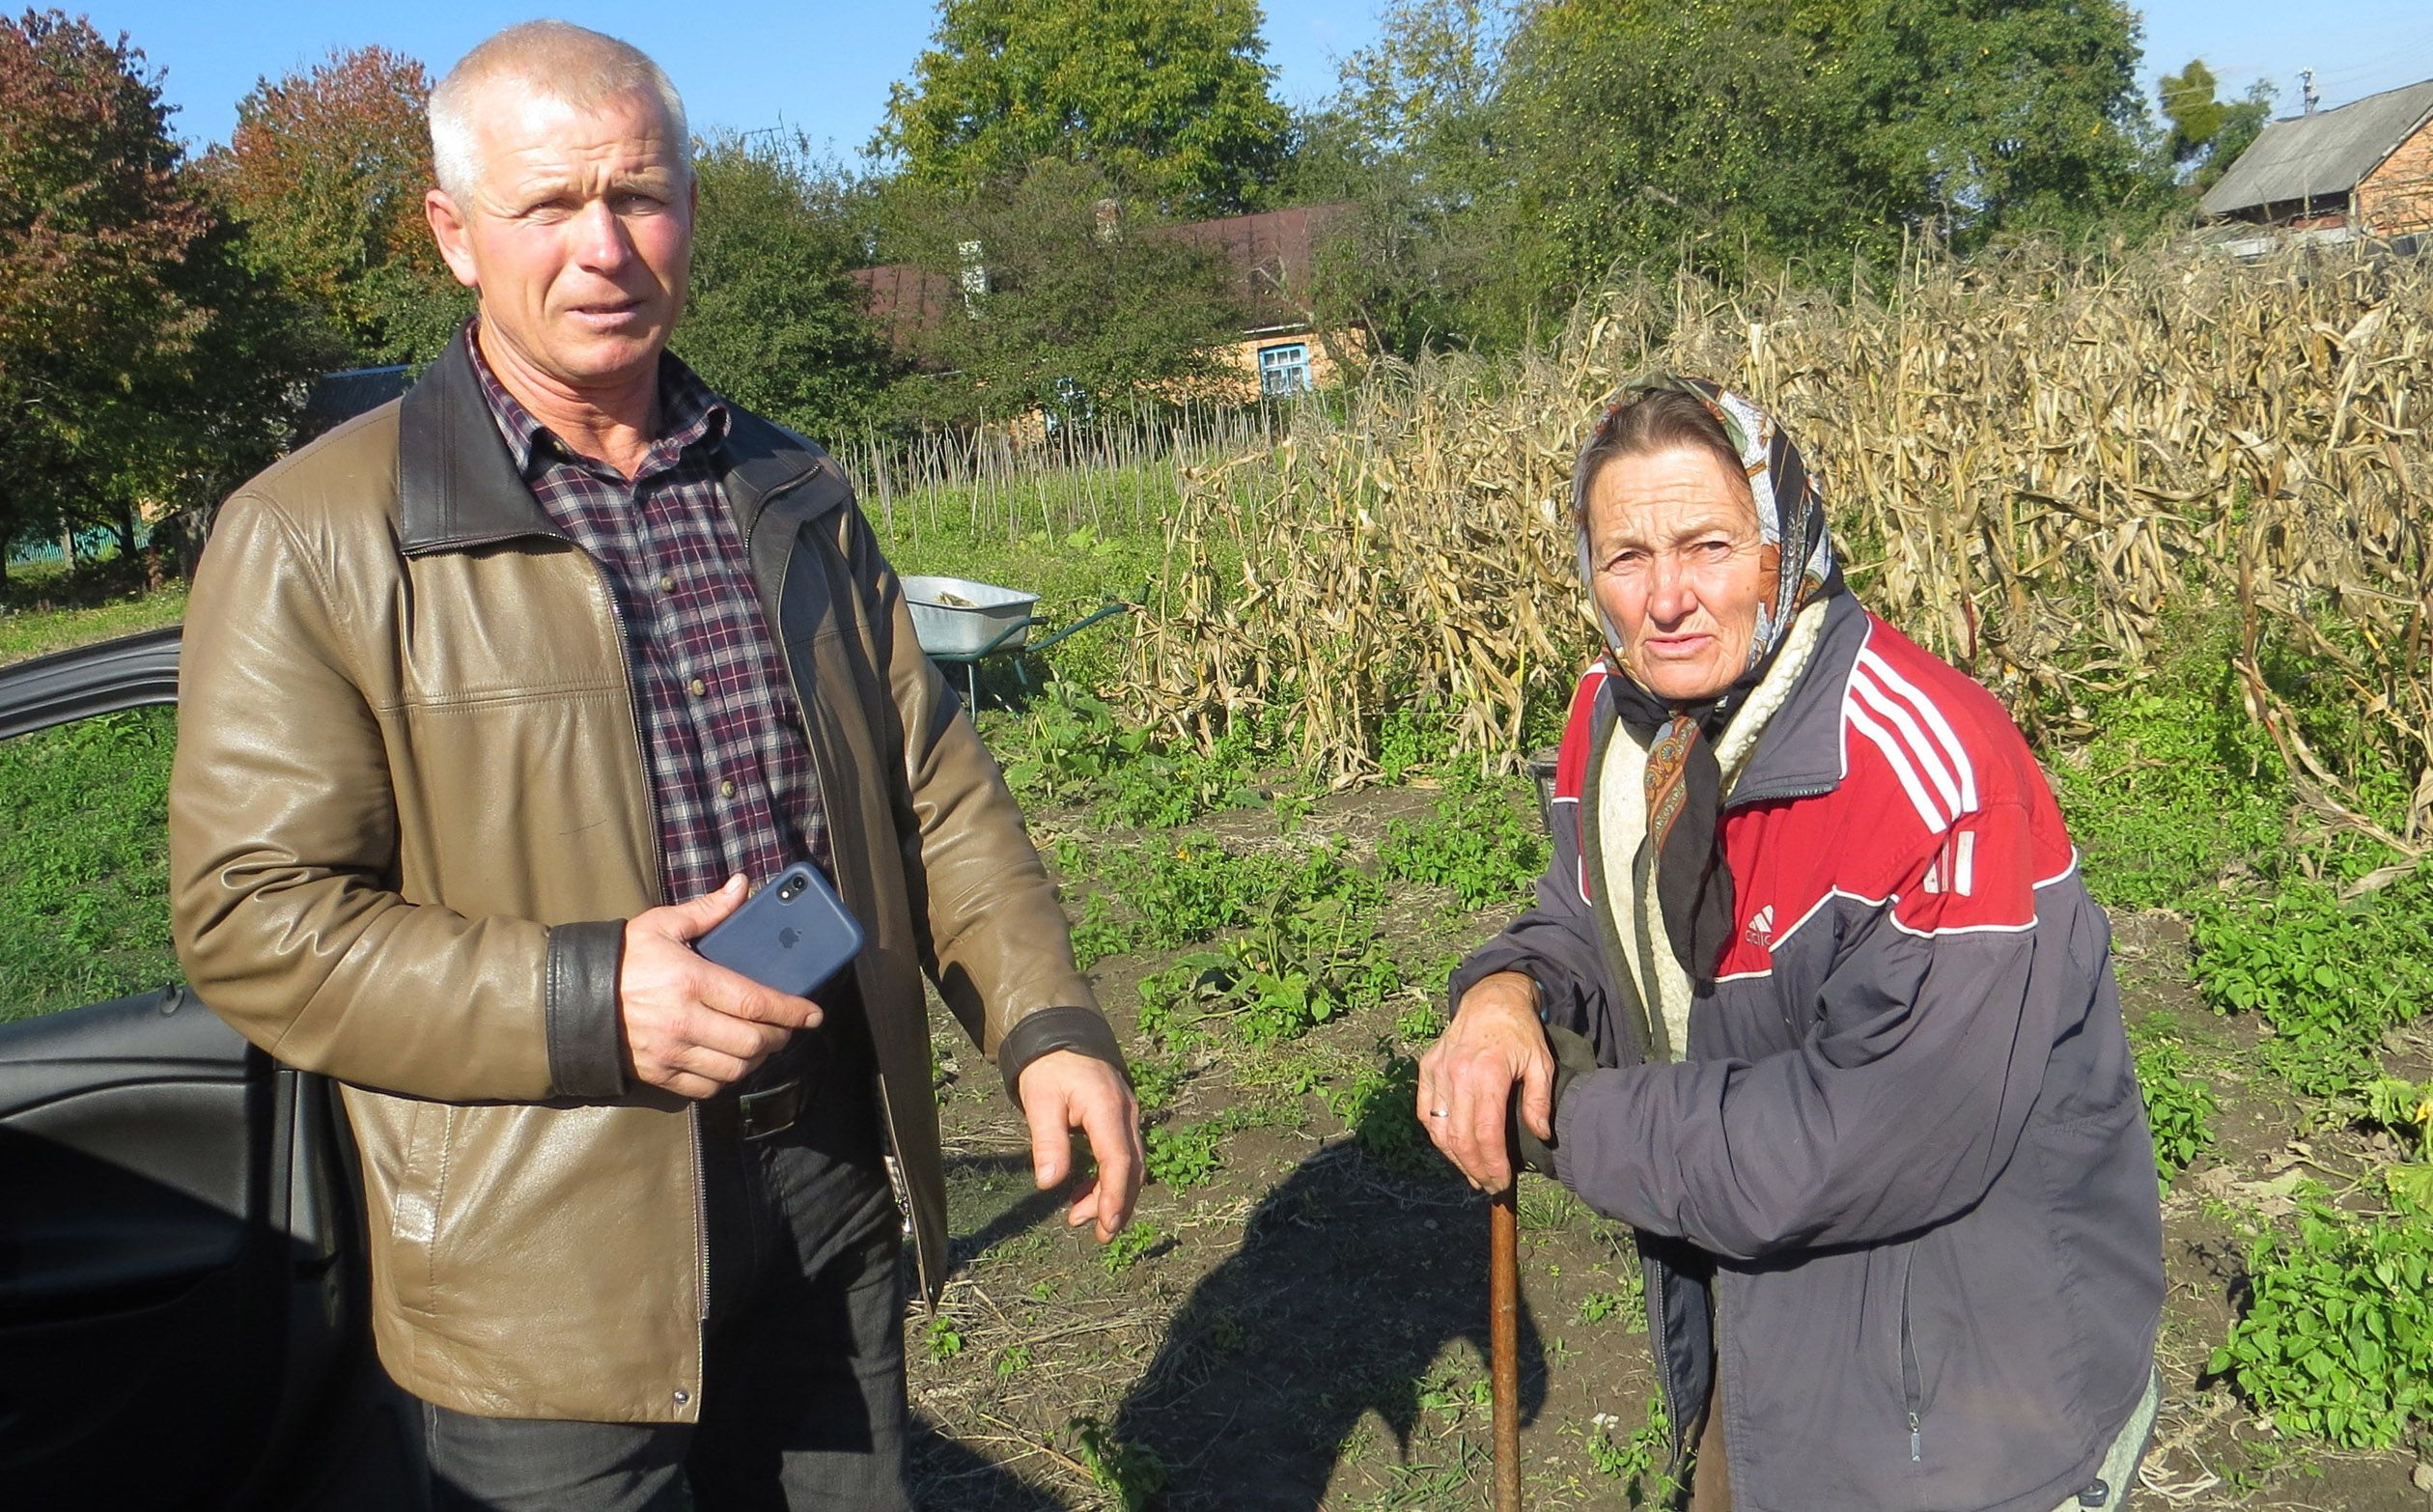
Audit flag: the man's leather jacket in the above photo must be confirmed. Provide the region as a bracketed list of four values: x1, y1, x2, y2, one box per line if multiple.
[169, 335, 1110, 1422]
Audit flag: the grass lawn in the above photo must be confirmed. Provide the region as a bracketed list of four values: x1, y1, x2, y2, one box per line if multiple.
[0, 554, 187, 667]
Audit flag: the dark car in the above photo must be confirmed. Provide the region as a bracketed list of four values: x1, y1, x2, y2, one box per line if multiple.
[0, 628, 425, 1509]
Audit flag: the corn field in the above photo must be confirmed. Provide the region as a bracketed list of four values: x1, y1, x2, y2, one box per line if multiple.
[1115, 238, 2433, 849]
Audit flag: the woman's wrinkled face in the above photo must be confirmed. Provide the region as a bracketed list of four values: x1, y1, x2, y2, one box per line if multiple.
[1584, 444, 1778, 703]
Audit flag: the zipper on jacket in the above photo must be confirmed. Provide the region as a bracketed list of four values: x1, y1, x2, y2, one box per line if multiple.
[1709, 1270, 1732, 1488]
[739, 456, 826, 566]
[1579, 721, 1664, 1066]
[573, 543, 707, 1396]
[1722, 778, 1836, 813]
[1580, 713, 1693, 1479]
[1900, 1243, 1924, 1463]
[757, 509, 937, 1304]
[1645, 1250, 1691, 1473]
[574, 546, 673, 905]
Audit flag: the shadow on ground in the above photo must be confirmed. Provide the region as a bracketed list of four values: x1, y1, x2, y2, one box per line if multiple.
[1108, 1144, 1548, 1511]
[909, 1412, 1070, 1511]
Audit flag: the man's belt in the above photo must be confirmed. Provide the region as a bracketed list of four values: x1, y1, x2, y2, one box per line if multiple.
[704, 1077, 805, 1143]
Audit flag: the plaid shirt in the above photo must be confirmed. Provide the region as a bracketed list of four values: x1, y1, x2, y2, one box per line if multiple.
[467, 328, 828, 905]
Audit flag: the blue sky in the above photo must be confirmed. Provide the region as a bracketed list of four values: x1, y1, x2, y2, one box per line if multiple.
[92, 1, 2433, 159]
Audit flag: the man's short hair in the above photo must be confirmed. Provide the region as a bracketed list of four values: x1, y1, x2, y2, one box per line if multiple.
[429, 20, 690, 199]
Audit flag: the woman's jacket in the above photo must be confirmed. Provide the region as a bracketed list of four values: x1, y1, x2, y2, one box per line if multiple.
[1452, 592, 2164, 1512]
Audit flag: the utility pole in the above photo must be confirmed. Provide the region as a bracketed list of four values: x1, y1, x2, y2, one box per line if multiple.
[2300, 69, 2319, 116]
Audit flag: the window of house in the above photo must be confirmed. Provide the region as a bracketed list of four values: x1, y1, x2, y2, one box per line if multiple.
[1259, 343, 1312, 397]
[1045, 377, 1093, 434]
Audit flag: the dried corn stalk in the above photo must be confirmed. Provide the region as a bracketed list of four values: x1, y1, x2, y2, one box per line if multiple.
[1116, 240, 2433, 838]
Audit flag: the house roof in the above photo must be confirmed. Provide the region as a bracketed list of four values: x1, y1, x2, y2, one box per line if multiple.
[850, 202, 1355, 356]
[849, 263, 957, 355]
[2200, 79, 2433, 217]
[1166, 203, 1351, 326]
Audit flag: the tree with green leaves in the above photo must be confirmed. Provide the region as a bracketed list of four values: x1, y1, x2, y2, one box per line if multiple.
[1304, 0, 2167, 353]
[0, 11, 308, 584]
[1504, 0, 2159, 293]
[873, 160, 1246, 425]
[203, 46, 466, 366]
[1801, 0, 2162, 238]
[1486, 0, 1859, 334]
[676, 132, 895, 442]
[2159, 60, 2275, 190]
[1285, 0, 1515, 358]
[875, 0, 1292, 216]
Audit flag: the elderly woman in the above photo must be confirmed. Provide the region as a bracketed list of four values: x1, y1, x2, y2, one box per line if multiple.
[1419, 379, 2164, 1512]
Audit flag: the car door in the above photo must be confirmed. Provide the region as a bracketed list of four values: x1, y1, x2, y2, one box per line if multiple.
[0, 627, 424, 1510]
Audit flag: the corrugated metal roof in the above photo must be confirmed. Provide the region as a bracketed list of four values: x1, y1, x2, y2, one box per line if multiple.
[2201, 79, 2433, 217]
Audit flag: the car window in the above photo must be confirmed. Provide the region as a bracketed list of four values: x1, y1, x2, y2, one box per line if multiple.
[0, 707, 178, 1022]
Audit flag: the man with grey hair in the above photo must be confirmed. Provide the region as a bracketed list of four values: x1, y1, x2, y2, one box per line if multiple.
[168, 20, 1141, 1510]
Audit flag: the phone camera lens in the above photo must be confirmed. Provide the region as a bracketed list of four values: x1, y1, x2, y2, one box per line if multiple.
[779, 879, 805, 901]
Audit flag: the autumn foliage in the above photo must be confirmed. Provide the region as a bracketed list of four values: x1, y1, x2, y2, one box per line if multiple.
[206, 45, 464, 364]
[0, 12, 211, 432]
[0, 10, 307, 576]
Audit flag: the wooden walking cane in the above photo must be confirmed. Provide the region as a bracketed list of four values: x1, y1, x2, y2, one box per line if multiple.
[1491, 1177, 1522, 1511]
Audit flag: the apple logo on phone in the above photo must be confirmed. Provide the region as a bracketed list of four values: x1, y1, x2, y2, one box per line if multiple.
[778, 927, 800, 951]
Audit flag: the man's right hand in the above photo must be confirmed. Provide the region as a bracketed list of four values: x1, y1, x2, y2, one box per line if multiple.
[620, 875, 824, 1100]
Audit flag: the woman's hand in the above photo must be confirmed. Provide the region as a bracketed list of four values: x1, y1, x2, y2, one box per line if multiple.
[1417, 971, 1553, 1192]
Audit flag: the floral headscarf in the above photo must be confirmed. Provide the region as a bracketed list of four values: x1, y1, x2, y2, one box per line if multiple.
[1571, 374, 1841, 710]
[1569, 377, 1846, 985]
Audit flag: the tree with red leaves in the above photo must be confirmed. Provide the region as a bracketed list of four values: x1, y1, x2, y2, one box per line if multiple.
[0, 11, 312, 583]
[205, 45, 465, 366]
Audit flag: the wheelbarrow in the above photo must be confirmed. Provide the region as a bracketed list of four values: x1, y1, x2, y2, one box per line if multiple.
[901, 574, 1138, 707]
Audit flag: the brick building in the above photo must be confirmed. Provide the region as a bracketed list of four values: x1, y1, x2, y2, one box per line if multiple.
[2200, 79, 2433, 239]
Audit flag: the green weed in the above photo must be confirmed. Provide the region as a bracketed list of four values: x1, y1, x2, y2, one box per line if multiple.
[1068, 1414, 1168, 1512]
[2363, 1078, 2433, 1163]
[1415, 1369, 1494, 1422]
[923, 1313, 965, 1362]
[997, 683, 1150, 806]
[994, 681, 1261, 827]
[1393, 998, 1446, 1044]
[2190, 869, 2433, 1099]
[2210, 1203, 2433, 1449]
[1131, 841, 1401, 1049]
[1576, 1282, 1642, 1328]
[1129, 1052, 1188, 1114]
[1100, 1219, 1163, 1275]
[1324, 1048, 1437, 1175]
[2133, 1037, 2219, 1180]
[1378, 776, 1548, 911]
[2042, 623, 2287, 910]
[1375, 704, 1459, 784]
[1582, 1393, 1677, 1506]
[1142, 1116, 1230, 1190]
[1519, 1179, 1593, 1232]
[1066, 892, 1131, 969]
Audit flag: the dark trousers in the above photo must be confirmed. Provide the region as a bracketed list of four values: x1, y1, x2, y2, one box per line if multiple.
[422, 1061, 908, 1512]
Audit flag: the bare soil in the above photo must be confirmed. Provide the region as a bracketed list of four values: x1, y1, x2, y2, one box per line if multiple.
[903, 798, 2428, 1511]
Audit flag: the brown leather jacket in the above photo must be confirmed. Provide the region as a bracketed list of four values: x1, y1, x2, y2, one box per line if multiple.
[168, 337, 1110, 1422]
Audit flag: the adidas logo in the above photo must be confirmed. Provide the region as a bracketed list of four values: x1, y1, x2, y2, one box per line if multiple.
[1744, 905, 1776, 947]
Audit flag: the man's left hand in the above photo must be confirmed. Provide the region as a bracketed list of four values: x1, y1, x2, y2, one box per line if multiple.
[1016, 1050, 1142, 1243]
